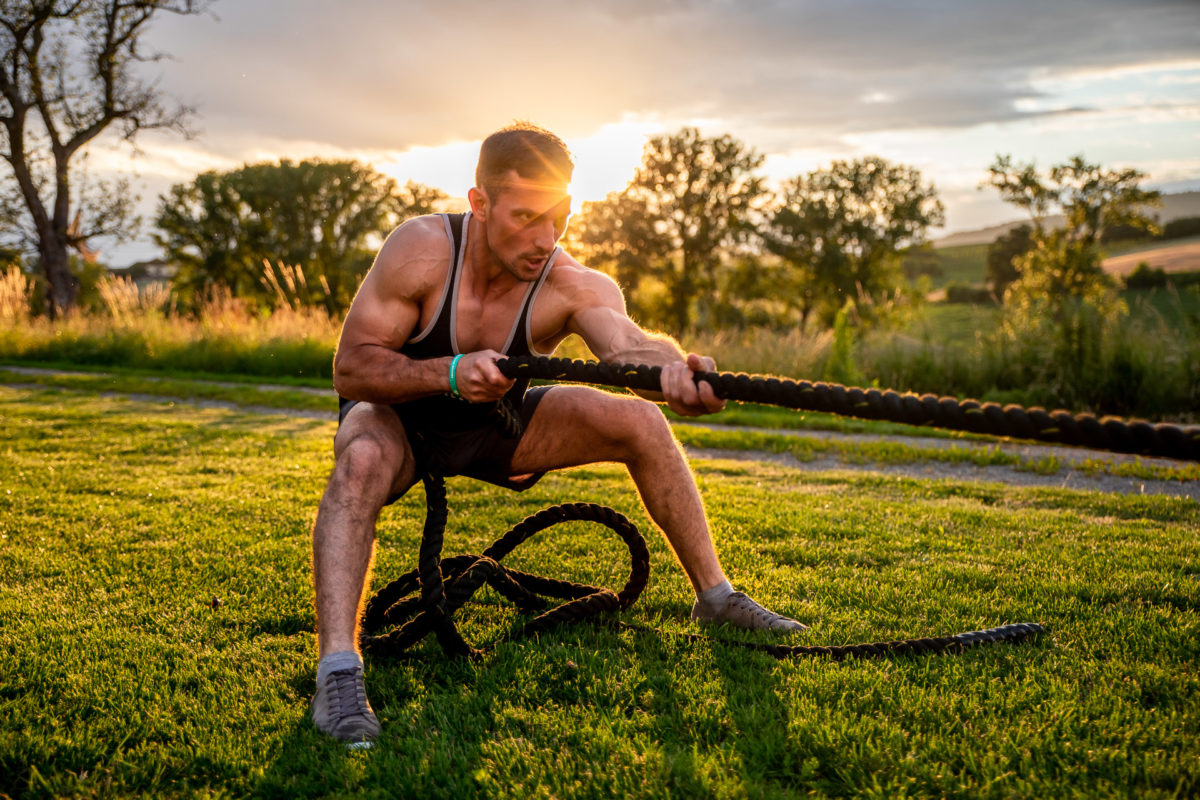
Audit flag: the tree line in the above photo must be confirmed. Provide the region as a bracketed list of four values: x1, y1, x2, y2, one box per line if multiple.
[2, 2, 1161, 337]
[143, 128, 950, 334]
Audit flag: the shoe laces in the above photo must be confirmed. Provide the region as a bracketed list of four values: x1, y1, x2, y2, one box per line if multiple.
[327, 668, 370, 721]
[729, 591, 776, 623]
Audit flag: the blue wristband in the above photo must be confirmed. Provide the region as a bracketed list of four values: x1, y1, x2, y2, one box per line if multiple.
[448, 354, 464, 399]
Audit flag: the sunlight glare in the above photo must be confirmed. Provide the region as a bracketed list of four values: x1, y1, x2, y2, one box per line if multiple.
[566, 119, 663, 202]
[377, 120, 661, 205]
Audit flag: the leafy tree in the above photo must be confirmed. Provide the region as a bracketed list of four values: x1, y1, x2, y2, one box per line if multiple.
[764, 156, 944, 326]
[0, 243, 20, 270]
[985, 154, 1160, 317]
[0, 0, 211, 317]
[986, 155, 1161, 407]
[569, 128, 765, 334]
[986, 223, 1033, 301]
[155, 159, 444, 313]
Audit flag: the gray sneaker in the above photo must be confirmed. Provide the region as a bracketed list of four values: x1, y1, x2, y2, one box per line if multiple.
[311, 666, 380, 748]
[691, 591, 809, 632]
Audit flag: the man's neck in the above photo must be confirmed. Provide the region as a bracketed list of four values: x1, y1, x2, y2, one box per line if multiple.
[464, 215, 527, 301]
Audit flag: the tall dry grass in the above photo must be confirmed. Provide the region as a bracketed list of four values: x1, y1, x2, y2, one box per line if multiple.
[0, 264, 341, 381]
[0, 268, 33, 324]
[683, 325, 834, 380]
[2, 260, 1197, 418]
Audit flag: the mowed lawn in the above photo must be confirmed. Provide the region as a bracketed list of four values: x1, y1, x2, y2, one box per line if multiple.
[0, 385, 1197, 799]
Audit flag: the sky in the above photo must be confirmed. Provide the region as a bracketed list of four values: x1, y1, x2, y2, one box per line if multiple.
[83, 0, 1200, 265]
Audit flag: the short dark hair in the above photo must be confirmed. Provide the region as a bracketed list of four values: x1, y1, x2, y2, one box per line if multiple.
[475, 122, 574, 199]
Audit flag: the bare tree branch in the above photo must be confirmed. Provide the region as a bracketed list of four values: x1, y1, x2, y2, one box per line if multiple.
[0, 0, 212, 316]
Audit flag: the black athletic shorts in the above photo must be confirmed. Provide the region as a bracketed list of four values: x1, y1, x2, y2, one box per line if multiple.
[337, 385, 552, 503]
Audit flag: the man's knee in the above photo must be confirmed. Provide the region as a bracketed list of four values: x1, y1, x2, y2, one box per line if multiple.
[330, 429, 412, 499]
[603, 394, 676, 451]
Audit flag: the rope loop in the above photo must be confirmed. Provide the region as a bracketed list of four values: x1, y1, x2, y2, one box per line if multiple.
[361, 470, 1044, 663]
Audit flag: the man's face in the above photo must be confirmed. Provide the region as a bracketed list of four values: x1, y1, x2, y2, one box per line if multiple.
[473, 171, 571, 281]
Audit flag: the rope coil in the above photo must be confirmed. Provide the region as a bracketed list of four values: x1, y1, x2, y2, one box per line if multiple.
[361, 474, 650, 660]
[361, 476, 1045, 662]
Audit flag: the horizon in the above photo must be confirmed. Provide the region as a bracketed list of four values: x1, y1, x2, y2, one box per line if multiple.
[60, 1, 1200, 266]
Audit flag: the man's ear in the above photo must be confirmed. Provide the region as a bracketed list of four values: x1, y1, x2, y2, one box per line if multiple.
[467, 187, 489, 221]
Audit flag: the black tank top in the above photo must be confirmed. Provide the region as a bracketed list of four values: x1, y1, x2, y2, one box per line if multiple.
[395, 211, 558, 432]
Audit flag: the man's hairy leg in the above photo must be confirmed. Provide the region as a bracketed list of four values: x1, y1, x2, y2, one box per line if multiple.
[309, 404, 417, 745]
[313, 404, 417, 656]
[508, 386, 726, 592]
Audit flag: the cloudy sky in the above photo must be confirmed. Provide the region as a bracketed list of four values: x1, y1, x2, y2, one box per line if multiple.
[91, 0, 1200, 264]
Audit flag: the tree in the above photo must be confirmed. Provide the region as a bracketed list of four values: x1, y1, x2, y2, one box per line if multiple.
[764, 156, 944, 326]
[986, 223, 1033, 301]
[0, 0, 212, 317]
[986, 155, 1162, 410]
[985, 154, 1160, 317]
[156, 158, 444, 313]
[569, 128, 765, 334]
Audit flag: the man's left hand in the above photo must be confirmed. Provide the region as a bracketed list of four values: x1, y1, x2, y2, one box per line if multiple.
[660, 353, 726, 417]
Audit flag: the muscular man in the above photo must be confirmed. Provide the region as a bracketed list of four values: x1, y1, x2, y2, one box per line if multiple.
[311, 123, 806, 746]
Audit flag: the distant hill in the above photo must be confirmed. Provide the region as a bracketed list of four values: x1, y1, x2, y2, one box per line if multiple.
[934, 191, 1200, 249]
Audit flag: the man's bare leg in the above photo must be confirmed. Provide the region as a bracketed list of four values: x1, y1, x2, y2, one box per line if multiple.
[510, 386, 725, 591]
[509, 387, 805, 631]
[310, 403, 417, 745]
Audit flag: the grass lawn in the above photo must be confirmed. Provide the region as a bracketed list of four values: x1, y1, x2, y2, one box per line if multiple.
[1, 386, 1197, 799]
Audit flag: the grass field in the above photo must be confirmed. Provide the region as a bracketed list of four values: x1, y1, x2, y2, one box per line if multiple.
[1, 385, 1197, 799]
[925, 244, 990, 289]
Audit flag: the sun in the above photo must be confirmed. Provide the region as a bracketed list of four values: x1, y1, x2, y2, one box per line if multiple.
[564, 119, 662, 204]
[376, 120, 661, 208]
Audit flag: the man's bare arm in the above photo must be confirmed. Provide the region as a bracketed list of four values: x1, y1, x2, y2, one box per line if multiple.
[564, 271, 725, 417]
[333, 219, 514, 405]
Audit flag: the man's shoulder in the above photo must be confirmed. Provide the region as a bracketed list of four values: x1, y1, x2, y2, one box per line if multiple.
[547, 251, 618, 291]
[359, 214, 453, 302]
[371, 215, 452, 277]
[379, 214, 451, 260]
[543, 251, 624, 309]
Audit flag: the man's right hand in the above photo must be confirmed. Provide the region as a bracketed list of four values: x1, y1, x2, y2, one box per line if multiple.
[453, 350, 516, 403]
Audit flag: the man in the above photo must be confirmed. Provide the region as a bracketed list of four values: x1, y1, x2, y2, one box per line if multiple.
[311, 123, 805, 746]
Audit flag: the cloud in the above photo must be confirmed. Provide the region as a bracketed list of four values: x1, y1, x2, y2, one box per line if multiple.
[141, 0, 1200, 159]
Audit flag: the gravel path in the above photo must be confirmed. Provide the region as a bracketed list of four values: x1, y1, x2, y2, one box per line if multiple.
[686, 447, 1200, 500]
[4, 367, 1197, 501]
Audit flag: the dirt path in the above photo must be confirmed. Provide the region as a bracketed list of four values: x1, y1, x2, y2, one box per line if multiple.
[687, 446, 1199, 500]
[4, 368, 1197, 501]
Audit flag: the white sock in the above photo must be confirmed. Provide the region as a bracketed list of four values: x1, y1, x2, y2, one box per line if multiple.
[695, 580, 734, 612]
[317, 650, 363, 686]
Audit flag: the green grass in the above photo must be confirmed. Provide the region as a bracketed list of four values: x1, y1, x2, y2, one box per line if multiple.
[1, 386, 1197, 798]
[927, 244, 989, 288]
[0, 365, 333, 414]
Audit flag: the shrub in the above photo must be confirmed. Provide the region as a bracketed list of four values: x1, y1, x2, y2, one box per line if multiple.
[1124, 262, 1168, 290]
[943, 282, 997, 305]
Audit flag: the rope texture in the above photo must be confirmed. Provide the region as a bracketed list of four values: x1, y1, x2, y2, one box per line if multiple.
[496, 356, 1200, 462]
[360, 473, 650, 660]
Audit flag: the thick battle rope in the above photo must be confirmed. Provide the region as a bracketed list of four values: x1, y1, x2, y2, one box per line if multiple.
[496, 356, 1200, 462]
[361, 476, 1046, 662]
[361, 473, 650, 660]
[359, 355, 1076, 661]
